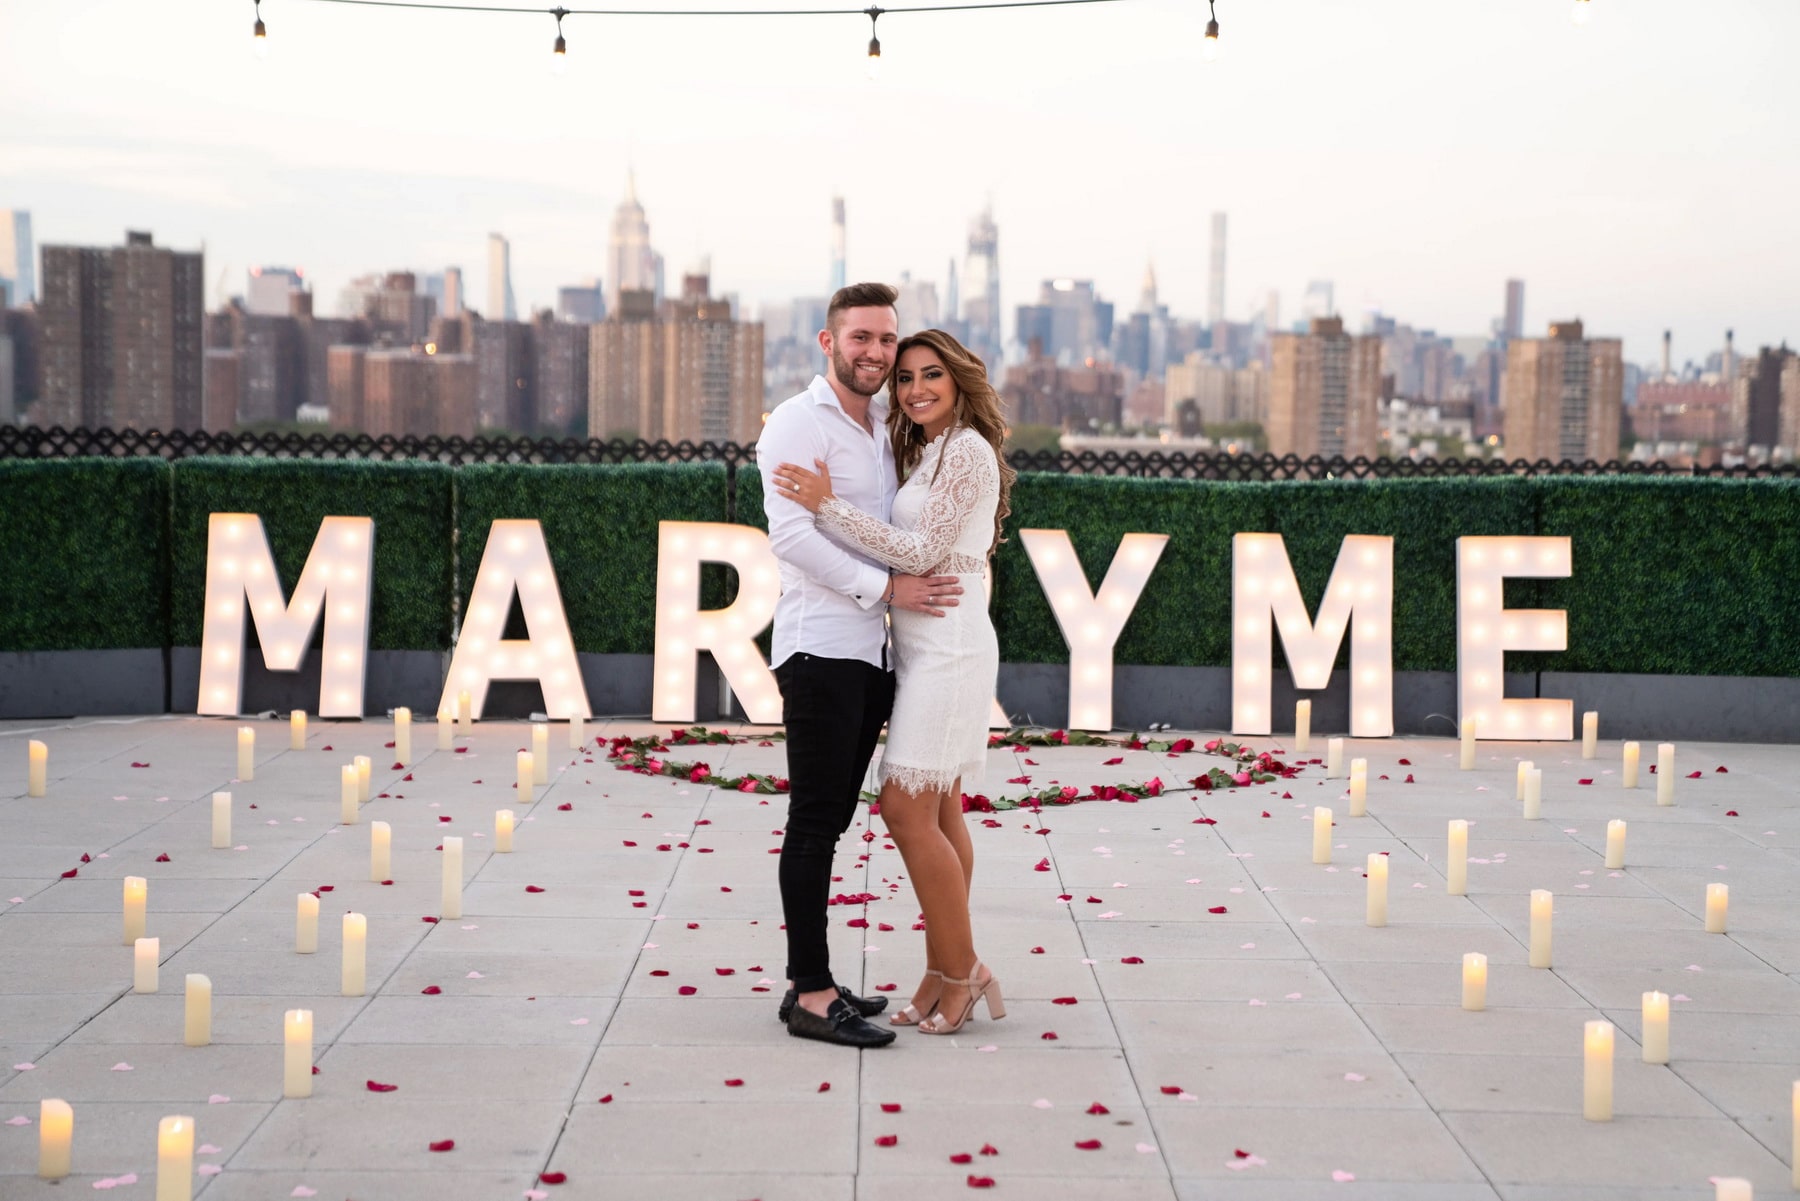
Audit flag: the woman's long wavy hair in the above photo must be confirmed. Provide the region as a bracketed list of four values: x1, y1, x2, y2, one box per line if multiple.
[886, 328, 1016, 557]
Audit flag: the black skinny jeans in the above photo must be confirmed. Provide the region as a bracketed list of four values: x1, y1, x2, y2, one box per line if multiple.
[774, 652, 894, 993]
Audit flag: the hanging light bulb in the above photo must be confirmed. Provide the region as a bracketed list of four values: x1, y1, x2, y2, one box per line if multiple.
[1570, 0, 1592, 24]
[865, 7, 883, 82]
[1203, 1, 1220, 61]
[252, 0, 269, 58]
[551, 8, 569, 75]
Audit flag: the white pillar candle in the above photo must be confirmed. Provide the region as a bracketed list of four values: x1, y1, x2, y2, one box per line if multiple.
[568, 714, 585, 750]
[531, 724, 549, 784]
[457, 689, 472, 733]
[134, 936, 160, 993]
[1581, 710, 1598, 759]
[1294, 699, 1311, 754]
[1326, 737, 1344, 779]
[1656, 742, 1676, 806]
[1705, 882, 1728, 934]
[37, 1098, 72, 1179]
[1641, 990, 1669, 1064]
[27, 739, 48, 796]
[290, 709, 307, 750]
[296, 892, 319, 954]
[1515, 759, 1534, 802]
[340, 764, 359, 825]
[1583, 1020, 1614, 1121]
[1365, 853, 1387, 927]
[156, 1114, 194, 1201]
[236, 726, 255, 781]
[495, 808, 515, 852]
[1714, 1180, 1752, 1201]
[441, 836, 464, 919]
[1459, 714, 1478, 770]
[341, 912, 367, 996]
[1312, 807, 1333, 865]
[354, 754, 371, 803]
[211, 791, 231, 849]
[1348, 759, 1368, 818]
[1447, 820, 1469, 895]
[123, 875, 148, 945]
[1529, 889, 1553, 968]
[1791, 1080, 1798, 1189]
[1604, 819, 1626, 870]
[370, 820, 391, 881]
[437, 708, 454, 750]
[184, 974, 212, 1047]
[1461, 952, 1487, 1011]
[283, 1009, 313, 1098]
[1622, 740, 1640, 788]
[394, 707, 412, 766]
[517, 750, 535, 804]
[1522, 768, 1543, 821]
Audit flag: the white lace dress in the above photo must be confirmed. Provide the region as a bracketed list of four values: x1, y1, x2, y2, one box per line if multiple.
[816, 426, 1001, 798]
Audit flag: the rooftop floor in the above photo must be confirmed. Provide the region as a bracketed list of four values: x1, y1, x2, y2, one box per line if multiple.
[0, 716, 1795, 1200]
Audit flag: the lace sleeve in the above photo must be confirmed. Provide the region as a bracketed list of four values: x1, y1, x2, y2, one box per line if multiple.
[816, 431, 998, 576]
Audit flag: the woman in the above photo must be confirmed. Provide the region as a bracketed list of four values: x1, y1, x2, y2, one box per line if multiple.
[773, 328, 1015, 1035]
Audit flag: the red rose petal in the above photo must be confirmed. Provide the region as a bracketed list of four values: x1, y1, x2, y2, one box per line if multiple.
[678, 986, 698, 996]
[1040, 1031, 1059, 1040]
[621, 840, 636, 847]
[60, 868, 78, 879]
[428, 1139, 455, 1152]
[366, 1080, 398, 1092]
[1075, 1139, 1102, 1150]
[1030, 946, 1046, 954]
[1102, 757, 1123, 766]
[1194, 817, 1217, 825]
[980, 1144, 998, 1156]
[1159, 1085, 1182, 1095]
[649, 969, 670, 977]
[1234, 1148, 1251, 1158]
[875, 1135, 898, 1147]
[1716, 765, 1729, 773]
[1686, 770, 1702, 778]
[81, 853, 92, 863]
[880, 1102, 902, 1113]
[875, 983, 897, 992]
[1208, 906, 1228, 914]
[130, 762, 150, 768]
[1086, 1102, 1110, 1115]
[951, 1152, 974, 1164]
[420, 916, 439, 923]
[1121, 956, 1145, 964]
[438, 815, 452, 823]
[558, 802, 573, 811]
[818, 1082, 831, 1093]
[628, 889, 646, 897]
[421, 986, 442, 994]
[715, 968, 736, 976]
[724, 1078, 744, 1087]
[1725, 810, 1739, 817]
[967, 1176, 996, 1188]
[539, 1172, 567, 1185]
[155, 853, 171, 863]
[1086, 896, 1103, 904]
[316, 885, 334, 893]
[597, 1094, 612, 1103]
[1051, 997, 1078, 1005]
[525, 885, 546, 893]
[1578, 778, 1594, 785]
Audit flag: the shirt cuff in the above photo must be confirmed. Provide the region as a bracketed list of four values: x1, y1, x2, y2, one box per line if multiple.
[851, 564, 891, 610]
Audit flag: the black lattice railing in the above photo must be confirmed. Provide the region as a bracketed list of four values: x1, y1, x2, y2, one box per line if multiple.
[1, 425, 1794, 480]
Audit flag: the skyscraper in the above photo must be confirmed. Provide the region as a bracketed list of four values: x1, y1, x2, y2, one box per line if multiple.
[443, 266, 463, 318]
[0, 211, 34, 305]
[1267, 316, 1381, 459]
[1732, 344, 1797, 453]
[1301, 280, 1335, 324]
[608, 171, 662, 314]
[588, 272, 761, 444]
[487, 234, 516, 321]
[961, 206, 1001, 364]
[1207, 212, 1227, 327]
[1502, 320, 1624, 462]
[39, 231, 203, 430]
[1503, 279, 1525, 341]
[830, 196, 846, 295]
[247, 267, 305, 317]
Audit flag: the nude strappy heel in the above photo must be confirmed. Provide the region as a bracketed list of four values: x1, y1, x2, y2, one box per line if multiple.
[890, 969, 944, 1026]
[918, 962, 1004, 1035]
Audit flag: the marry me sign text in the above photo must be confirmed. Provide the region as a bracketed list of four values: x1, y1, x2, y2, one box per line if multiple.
[197, 514, 1574, 740]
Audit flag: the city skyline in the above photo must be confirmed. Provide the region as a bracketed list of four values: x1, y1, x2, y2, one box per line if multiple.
[2, 0, 1797, 366]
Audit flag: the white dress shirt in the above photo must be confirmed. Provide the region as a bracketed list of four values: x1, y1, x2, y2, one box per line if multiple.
[758, 374, 897, 670]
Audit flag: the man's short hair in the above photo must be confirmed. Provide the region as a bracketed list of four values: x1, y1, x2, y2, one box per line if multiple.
[827, 282, 899, 332]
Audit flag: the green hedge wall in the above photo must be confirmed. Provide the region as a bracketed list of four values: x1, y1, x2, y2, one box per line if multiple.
[0, 458, 171, 652]
[170, 458, 455, 651]
[456, 462, 730, 655]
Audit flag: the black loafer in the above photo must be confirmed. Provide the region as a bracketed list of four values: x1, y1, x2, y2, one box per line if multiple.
[778, 984, 889, 1024]
[785, 997, 897, 1048]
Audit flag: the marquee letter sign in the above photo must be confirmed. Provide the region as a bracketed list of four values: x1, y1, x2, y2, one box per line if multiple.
[652, 521, 782, 724]
[442, 519, 589, 722]
[1457, 535, 1573, 740]
[1231, 533, 1394, 737]
[1021, 529, 1169, 732]
[199, 514, 374, 718]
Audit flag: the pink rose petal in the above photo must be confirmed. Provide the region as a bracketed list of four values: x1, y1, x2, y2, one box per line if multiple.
[5, 1115, 30, 1126]
[1032, 1098, 1054, 1109]
[1344, 1072, 1366, 1082]
[197, 1144, 222, 1155]
[569, 1017, 589, 1026]
[1135, 1142, 1158, 1153]
[1332, 1170, 1356, 1183]
[291, 1189, 318, 1198]
[208, 1094, 231, 1104]
[110, 1062, 133, 1071]
[198, 1164, 223, 1177]
[526, 1192, 551, 1201]
[12, 1063, 34, 1071]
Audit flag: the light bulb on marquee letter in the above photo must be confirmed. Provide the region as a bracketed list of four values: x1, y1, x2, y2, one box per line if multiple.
[652, 521, 782, 724]
[440, 519, 591, 723]
[1020, 529, 1169, 732]
[1231, 533, 1393, 738]
[198, 514, 374, 718]
[1456, 536, 1573, 741]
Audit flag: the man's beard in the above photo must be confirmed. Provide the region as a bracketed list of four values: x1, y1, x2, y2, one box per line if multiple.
[832, 347, 886, 398]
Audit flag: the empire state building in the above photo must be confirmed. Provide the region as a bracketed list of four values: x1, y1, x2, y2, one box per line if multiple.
[607, 171, 663, 313]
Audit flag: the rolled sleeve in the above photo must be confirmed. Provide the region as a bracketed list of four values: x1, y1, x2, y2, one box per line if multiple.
[759, 406, 890, 606]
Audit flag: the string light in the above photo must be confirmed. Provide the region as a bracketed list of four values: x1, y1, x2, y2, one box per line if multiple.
[865, 6, 882, 80]
[1203, 0, 1219, 61]
[551, 5, 568, 72]
[253, 0, 269, 57]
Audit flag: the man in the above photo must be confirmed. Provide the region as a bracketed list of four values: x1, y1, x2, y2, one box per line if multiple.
[758, 282, 964, 1048]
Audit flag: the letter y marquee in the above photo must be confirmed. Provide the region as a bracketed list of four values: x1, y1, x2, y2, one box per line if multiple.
[1232, 533, 1395, 737]
[198, 514, 374, 717]
[441, 520, 590, 722]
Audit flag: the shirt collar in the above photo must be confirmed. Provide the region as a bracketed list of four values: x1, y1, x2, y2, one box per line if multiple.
[808, 373, 890, 430]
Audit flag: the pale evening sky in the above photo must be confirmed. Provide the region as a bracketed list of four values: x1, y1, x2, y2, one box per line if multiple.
[2, 0, 1795, 367]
